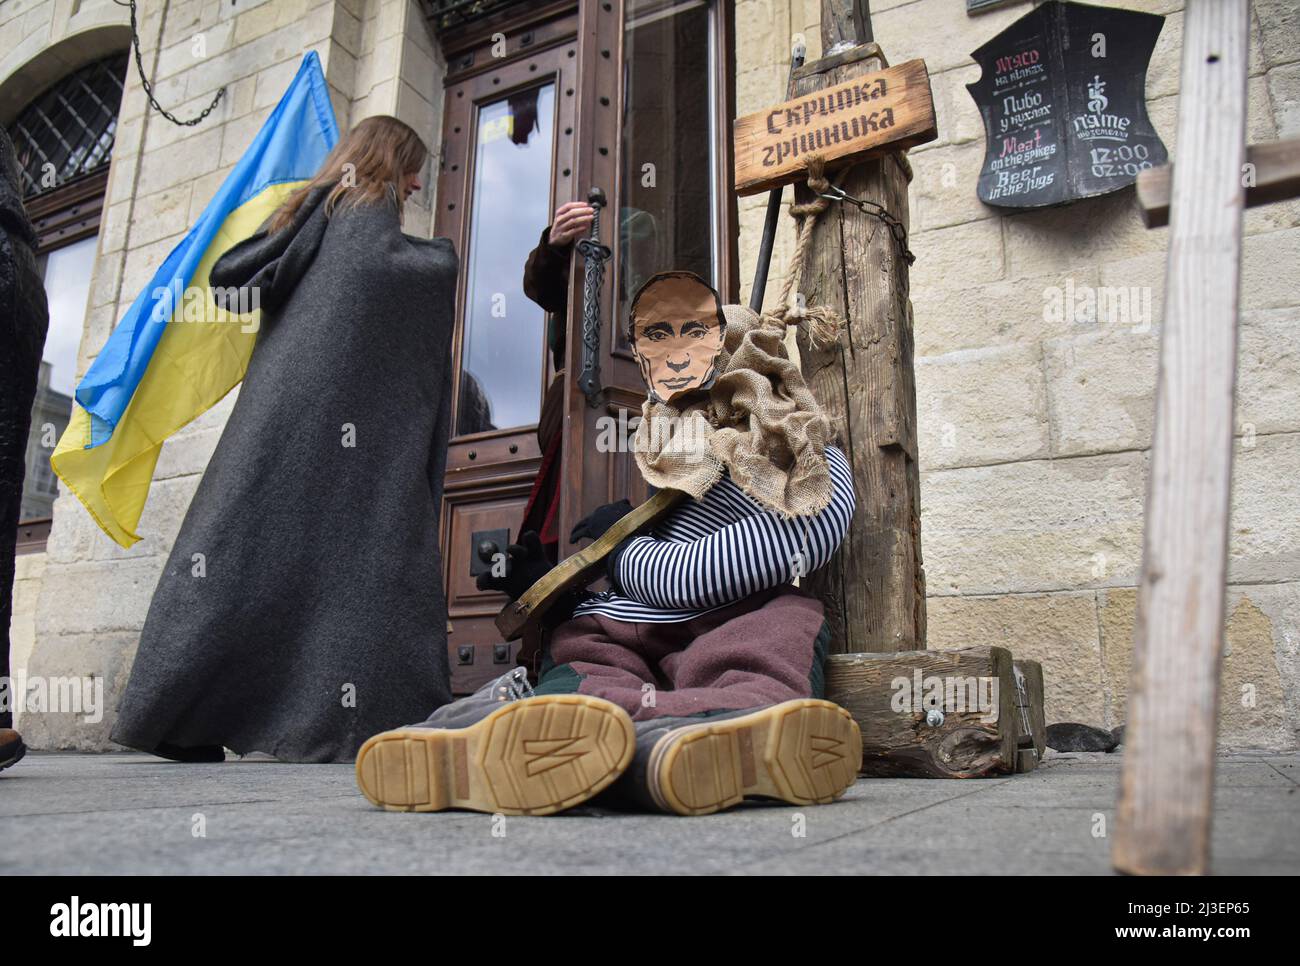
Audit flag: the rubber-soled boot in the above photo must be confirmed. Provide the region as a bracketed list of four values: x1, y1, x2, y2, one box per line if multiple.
[355, 668, 636, 816]
[408, 667, 537, 730]
[614, 699, 862, 816]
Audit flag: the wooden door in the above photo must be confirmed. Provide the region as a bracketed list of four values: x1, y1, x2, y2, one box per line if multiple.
[434, 4, 579, 693]
[432, 0, 736, 693]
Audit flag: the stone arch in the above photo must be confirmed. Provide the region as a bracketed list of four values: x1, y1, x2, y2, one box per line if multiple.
[0, 24, 132, 126]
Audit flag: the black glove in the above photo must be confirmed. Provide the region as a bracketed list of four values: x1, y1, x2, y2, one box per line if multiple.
[569, 499, 633, 545]
[603, 535, 635, 597]
[475, 531, 551, 602]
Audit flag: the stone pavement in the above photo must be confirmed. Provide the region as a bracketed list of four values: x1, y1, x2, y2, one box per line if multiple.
[2, 749, 1296, 875]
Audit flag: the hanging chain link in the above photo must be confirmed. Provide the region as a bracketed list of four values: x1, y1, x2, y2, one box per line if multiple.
[114, 0, 225, 127]
[817, 181, 916, 267]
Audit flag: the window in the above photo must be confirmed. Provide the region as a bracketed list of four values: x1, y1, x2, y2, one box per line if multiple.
[21, 237, 96, 522]
[456, 83, 558, 437]
[9, 52, 126, 198]
[617, 0, 726, 343]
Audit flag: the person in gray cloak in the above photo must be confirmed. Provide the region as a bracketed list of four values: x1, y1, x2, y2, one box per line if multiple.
[109, 116, 457, 763]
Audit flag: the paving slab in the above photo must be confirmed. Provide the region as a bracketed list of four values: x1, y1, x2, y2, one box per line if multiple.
[2, 749, 1296, 875]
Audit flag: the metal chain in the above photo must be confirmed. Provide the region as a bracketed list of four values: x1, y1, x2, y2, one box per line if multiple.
[817, 181, 916, 267]
[113, 0, 225, 127]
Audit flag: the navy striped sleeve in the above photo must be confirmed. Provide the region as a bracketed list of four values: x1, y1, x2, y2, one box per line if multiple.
[612, 446, 857, 609]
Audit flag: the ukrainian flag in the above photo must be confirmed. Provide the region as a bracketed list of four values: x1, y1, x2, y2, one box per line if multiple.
[52, 51, 339, 547]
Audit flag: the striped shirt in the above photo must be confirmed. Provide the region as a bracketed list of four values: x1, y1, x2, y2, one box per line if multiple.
[571, 445, 856, 623]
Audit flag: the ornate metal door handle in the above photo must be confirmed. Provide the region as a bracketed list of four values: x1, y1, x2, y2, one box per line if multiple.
[575, 186, 610, 407]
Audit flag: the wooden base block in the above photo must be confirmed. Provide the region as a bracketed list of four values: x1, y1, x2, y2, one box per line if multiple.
[825, 647, 1018, 778]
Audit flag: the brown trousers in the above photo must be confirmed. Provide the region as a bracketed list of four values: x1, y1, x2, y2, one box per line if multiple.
[534, 585, 828, 721]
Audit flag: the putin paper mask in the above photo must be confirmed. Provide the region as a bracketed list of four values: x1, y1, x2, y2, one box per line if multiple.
[628, 271, 725, 404]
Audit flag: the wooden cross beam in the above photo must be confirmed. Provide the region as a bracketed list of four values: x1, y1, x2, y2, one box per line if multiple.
[1113, 0, 1251, 877]
[1135, 137, 1300, 228]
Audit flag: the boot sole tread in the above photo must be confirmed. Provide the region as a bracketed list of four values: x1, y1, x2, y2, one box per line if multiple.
[355, 695, 635, 815]
[648, 699, 862, 816]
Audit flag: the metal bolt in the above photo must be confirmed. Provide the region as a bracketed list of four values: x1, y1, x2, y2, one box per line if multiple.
[925, 708, 945, 728]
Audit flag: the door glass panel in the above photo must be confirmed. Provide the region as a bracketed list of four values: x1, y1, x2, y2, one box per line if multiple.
[618, 0, 718, 344]
[38, 236, 95, 397]
[457, 82, 556, 436]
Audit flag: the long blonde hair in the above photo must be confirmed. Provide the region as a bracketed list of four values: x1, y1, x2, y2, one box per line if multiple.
[269, 115, 427, 232]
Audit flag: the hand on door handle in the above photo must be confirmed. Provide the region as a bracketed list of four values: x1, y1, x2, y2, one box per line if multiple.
[548, 200, 596, 247]
[475, 530, 551, 602]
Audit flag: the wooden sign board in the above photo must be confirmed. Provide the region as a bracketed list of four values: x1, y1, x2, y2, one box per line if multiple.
[732, 58, 937, 196]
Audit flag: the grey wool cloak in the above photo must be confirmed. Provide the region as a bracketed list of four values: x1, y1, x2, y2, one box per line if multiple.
[110, 187, 457, 762]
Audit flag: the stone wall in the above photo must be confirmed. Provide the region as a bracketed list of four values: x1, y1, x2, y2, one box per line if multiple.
[734, 0, 1300, 747]
[4, 0, 444, 745]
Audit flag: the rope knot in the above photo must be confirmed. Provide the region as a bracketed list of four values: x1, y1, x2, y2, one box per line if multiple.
[760, 154, 845, 351]
[787, 154, 831, 218]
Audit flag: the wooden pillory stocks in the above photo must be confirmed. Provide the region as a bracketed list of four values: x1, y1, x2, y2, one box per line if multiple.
[731, 1, 1044, 778]
[1116, 0, 1300, 877]
[733, 11, 932, 663]
[734, 1, 939, 739]
[733, 4, 1043, 778]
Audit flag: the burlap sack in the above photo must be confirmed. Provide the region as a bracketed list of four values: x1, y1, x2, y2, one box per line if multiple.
[632, 303, 836, 518]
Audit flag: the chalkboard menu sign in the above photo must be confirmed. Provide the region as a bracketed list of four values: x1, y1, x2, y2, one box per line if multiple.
[967, 1, 1168, 208]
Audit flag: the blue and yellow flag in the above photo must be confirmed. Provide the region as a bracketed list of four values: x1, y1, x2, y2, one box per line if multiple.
[53, 51, 339, 547]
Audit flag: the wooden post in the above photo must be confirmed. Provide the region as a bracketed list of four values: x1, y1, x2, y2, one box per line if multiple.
[794, 1, 925, 654]
[1113, 0, 1250, 876]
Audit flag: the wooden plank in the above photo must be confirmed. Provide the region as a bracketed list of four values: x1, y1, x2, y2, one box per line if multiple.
[1012, 659, 1046, 773]
[1136, 138, 1300, 228]
[792, 44, 926, 654]
[826, 647, 1018, 777]
[793, 41, 888, 80]
[494, 487, 686, 641]
[1113, 0, 1250, 877]
[732, 58, 936, 196]
[820, 0, 873, 49]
